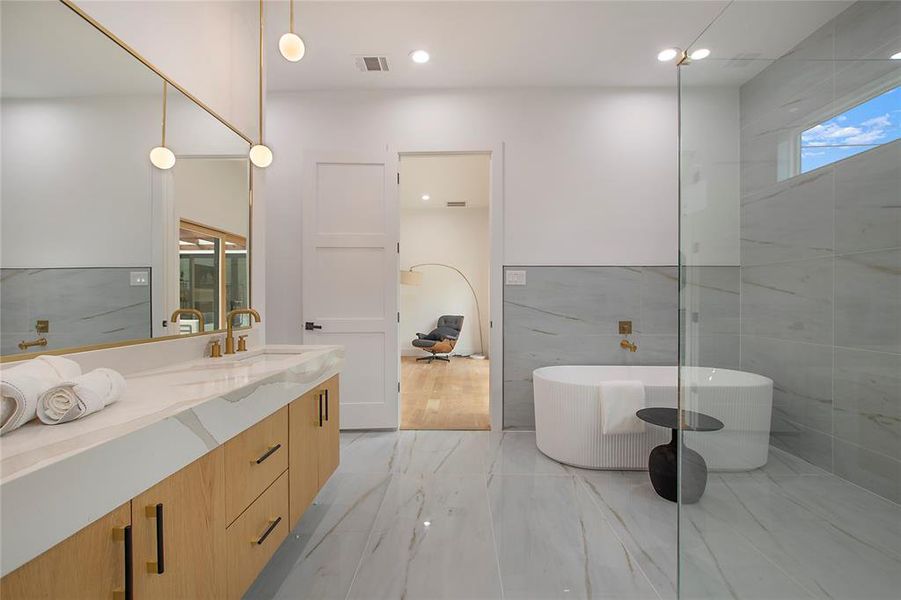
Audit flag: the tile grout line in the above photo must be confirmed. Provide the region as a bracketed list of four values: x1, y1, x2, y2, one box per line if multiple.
[482, 455, 507, 600]
[573, 473, 666, 600]
[342, 445, 396, 600]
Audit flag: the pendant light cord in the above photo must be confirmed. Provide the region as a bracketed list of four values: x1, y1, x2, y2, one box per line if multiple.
[161, 80, 168, 147]
[258, 0, 264, 145]
[289, 0, 295, 34]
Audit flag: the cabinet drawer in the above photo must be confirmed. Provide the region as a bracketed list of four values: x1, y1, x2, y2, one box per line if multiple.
[226, 471, 289, 600]
[224, 407, 288, 524]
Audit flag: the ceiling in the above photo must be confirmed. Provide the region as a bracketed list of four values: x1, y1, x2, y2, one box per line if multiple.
[1, 0, 161, 98]
[266, 1, 853, 92]
[399, 153, 490, 209]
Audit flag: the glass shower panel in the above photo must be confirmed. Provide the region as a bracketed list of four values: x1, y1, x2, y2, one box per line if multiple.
[678, 2, 900, 598]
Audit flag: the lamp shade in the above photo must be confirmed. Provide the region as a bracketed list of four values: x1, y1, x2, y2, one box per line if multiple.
[279, 32, 306, 62]
[400, 270, 424, 286]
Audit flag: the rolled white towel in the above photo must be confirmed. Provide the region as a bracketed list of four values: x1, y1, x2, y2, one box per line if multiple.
[599, 380, 646, 435]
[1, 355, 82, 435]
[37, 368, 126, 425]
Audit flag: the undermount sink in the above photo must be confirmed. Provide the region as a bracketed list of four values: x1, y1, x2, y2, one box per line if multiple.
[217, 345, 312, 363]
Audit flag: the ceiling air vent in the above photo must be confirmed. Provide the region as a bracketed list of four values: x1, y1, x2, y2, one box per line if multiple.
[354, 56, 389, 72]
[446, 201, 467, 208]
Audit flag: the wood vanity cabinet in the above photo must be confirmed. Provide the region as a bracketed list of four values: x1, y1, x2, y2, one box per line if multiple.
[131, 448, 226, 600]
[0, 375, 341, 600]
[318, 376, 341, 484]
[0, 502, 131, 600]
[289, 375, 340, 528]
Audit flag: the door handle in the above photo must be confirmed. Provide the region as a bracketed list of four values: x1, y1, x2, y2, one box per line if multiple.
[113, 525, 133, 600]
[318, 392, 324, 428]
[304, 322, 322, 331]
[145, 503, 165, 574]
[324, 388, 329, 422]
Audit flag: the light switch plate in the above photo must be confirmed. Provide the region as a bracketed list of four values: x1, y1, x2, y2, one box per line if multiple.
[130, 271, 149, 286]
[505, 270, 527, 286]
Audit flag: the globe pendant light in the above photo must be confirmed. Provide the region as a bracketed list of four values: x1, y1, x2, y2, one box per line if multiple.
[149, 81, 176, 170]
[279, 0, 305, 62]
[250, 0, 273, 168]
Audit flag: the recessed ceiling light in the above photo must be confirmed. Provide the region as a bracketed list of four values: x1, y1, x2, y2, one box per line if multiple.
[689, 48, 711, 60]
[410, 50, 430, 64]
[657, 48, 680, 62]
[891, 51, 901, 60]
[421, 194, 430, 201]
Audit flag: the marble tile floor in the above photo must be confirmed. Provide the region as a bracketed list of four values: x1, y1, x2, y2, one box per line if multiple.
[246, 431, 901, 600]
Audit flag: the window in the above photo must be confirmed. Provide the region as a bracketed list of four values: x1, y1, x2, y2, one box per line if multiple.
[800, 86, 900, 173]
[178, 220, 248, 332]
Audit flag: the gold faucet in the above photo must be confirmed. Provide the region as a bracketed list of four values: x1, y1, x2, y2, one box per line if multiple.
[170, 308, 205, 333]
[18, 337, 48, 351]
[225, 308, 261, 354]
[620, 338, 638, 352]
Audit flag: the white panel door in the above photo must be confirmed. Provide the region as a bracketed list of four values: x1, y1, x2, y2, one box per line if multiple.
[302, 152, 398, 429]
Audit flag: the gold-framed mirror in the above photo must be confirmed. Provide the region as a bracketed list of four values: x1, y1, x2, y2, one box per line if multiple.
[0, 0, 254, 361]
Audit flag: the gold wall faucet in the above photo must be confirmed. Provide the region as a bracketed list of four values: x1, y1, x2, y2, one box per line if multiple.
[620, 338, 638, 352]
[169, 308, 205, 333]
[18, 337, 48, 351]
[225, 308, 262, 354]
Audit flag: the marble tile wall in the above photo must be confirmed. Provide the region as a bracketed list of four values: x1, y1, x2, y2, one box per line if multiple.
[738, 1, 901, 502]
[0, 268, 152, 356]
[502, 266, 684, 429]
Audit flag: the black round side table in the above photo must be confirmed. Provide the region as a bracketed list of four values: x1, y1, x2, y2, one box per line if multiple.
[636, 408, 724, 504]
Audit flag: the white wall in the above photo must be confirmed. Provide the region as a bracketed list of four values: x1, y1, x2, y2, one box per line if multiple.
[75, 0, 259, 139]
[400, 208, 490, 357]
[679, 86, 741, 266]
[0, 96, 155, 268]
[0, 94, 249, 269]
[264, 87, 678, 343]
[175, 158, 250, 238]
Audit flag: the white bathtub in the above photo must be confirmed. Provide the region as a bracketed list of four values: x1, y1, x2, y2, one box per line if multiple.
[533, 366, 773, 471]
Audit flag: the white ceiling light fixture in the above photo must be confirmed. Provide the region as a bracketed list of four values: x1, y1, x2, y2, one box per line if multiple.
[421, 194, 430, 201]
[891, 51, 901, 60]
[250, 0, 273, 168]
[657, 47, 680, 62]
[689, 48, 711, 60]
[279, 0, 306, 62]
[410, 49, 430, 64]
[149, 80, 176, 170]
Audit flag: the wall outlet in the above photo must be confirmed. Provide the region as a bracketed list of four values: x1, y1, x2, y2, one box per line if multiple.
[130, 271, 149, 286]
[505, 270, 527, 286]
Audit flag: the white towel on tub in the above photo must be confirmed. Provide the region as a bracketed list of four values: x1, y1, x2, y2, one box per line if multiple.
[600, 380, 646, 434]
[37, 368, 126, 425]
[1, 355, 82, 435]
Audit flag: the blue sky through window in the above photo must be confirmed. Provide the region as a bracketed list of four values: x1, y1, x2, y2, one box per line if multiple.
[800, 86, 900, 173]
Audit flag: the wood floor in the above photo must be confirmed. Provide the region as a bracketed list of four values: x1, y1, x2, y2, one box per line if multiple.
[400, 356, 490, 430]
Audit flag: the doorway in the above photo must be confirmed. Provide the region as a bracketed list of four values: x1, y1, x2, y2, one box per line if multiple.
[398, 153, 491, 430]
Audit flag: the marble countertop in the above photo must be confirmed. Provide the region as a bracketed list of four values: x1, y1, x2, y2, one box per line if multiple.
[0, 344, 344, 576]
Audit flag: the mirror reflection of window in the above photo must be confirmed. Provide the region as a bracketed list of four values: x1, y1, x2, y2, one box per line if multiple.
[178, 226, 220, 332]
[225, 238, 250, 328]
[177, 220, 249, 332]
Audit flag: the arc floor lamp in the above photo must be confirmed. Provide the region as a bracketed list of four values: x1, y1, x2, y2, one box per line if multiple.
[401, 263, 486, 360]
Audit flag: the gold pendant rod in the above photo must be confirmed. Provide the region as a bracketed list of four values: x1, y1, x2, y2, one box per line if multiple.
[290, 0, 295, 34]
[161, 80, 168, 147]
[258, 0, 264, 145]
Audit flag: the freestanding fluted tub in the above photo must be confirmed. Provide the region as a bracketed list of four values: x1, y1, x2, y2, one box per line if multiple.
[533, 366, 773, 471]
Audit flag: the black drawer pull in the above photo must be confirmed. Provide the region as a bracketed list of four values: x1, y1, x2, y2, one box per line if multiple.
[318, 392, 324, 428]
[145, 503, 164, 574]
[255, 516, 282, 545]
[123, 525, 133, 600]
[255, 443, 282, 464]
[324, 388, 329, 422]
